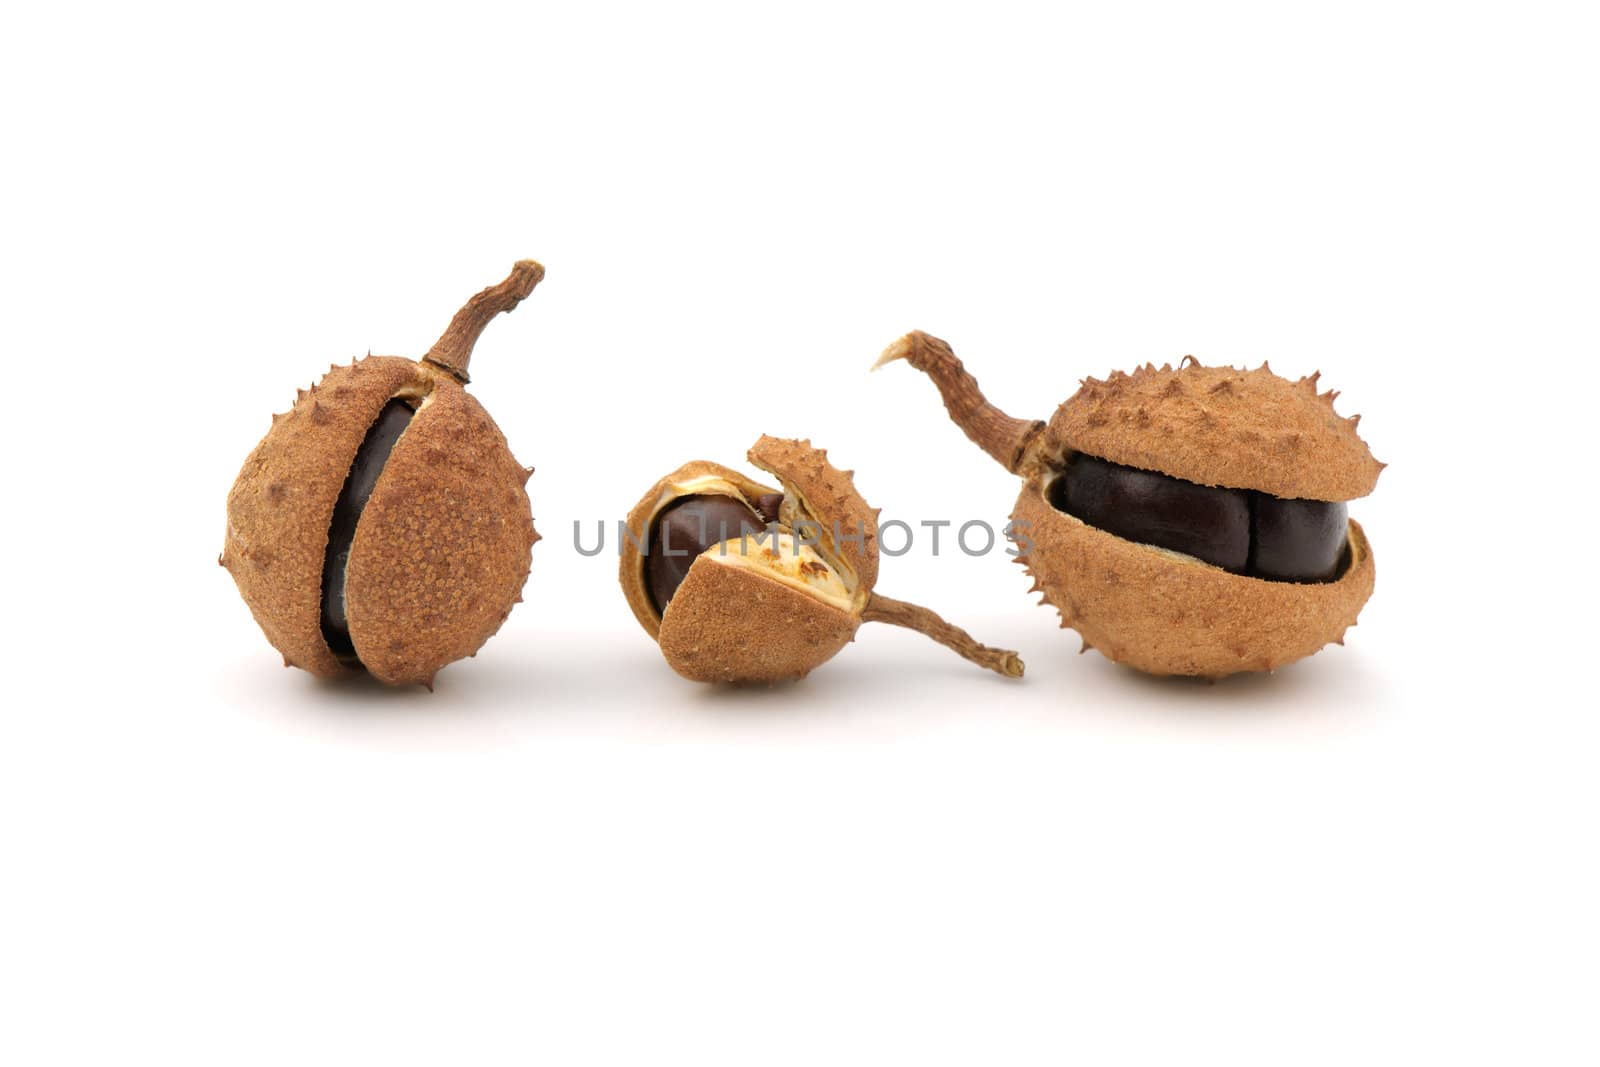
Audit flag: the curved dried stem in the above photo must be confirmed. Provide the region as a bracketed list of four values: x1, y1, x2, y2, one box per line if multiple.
[874, 330, 1043, 474]
[423, 260, 545, 383]
[863, 592, 1024, 678]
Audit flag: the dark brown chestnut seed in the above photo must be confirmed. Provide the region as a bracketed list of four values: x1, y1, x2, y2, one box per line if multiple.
[754, 492, 785, 524]
[1047, 452, 1350, 584]
[1252, 496, 1348, 582]
[319, 398, 415, 663]
[1051, 453, 1250, 573]
[647, 495, 767, 611]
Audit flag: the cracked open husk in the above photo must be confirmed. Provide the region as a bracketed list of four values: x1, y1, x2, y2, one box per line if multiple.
[876, 330, 1383, 678]
[619, 436, 1023, 684]
[221, 262, 543, 688]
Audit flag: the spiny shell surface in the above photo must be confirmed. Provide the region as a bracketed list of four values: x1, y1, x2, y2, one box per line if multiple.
[223, 356, 418, 677]
[747, 434, 880, 599]
[344, 382, 538, 686]
[1045, 361, 1382, 501]
[621, 440, 882, 683]
[655, 551, 858, 683]
[222, 356, 536, 684]
[1012, 485, 1374, 678]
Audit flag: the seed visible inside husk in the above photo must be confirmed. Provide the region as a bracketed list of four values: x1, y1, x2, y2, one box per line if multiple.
[319, 398, 415, 663]
[1049, 453, 1348, 583]
[1252, 494, 1350, 582]
[622, 441, 1025, 682]
[873, 330, 1381, 677]
[647, 494, 769, 612]
[1051, 453, 1250, 572]
[223, 260, 545, 687]
[753, 493, 785, 524]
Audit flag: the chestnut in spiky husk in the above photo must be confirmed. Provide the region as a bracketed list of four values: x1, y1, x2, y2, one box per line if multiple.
[221, 262, 544, 689]
[619, 436, 1024, 684]
[876, 332, 1383, 679]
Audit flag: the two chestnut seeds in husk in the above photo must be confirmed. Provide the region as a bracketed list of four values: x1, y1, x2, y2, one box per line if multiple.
[875, 331, 1382, 679]
[222, 265, 1380, 687]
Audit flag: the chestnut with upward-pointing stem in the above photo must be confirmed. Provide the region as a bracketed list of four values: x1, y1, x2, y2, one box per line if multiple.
[619, 436, 1024, 684]
[875, 332, 1383, 678]
[221, 261, 544, 689]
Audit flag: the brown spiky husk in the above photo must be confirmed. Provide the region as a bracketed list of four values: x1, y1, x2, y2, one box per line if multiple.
[223, 262, 542, 686]
[622, 442, 1021, 682]
[656, 559, 859, 683]
[617, 460, 779, 641]
[746, 434, 880, 599]
[344, 381, 537, 686]
[1012, 485, 1374, 678]
[222, 356, 421, 677]
[1046, 361, 1383, 501]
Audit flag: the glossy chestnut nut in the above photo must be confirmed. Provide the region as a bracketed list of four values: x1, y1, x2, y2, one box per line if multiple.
[319, 398, 417, 659]
[1051, 454, 1250, 574]
[1050, 454, 1350, 583]
[1252, 495, 1349, 582]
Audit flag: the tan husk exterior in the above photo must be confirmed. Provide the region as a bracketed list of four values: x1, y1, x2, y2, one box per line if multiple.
[222, 261, 542, 686]
[345, 382, 537, 687]
[222, 356, 422, 677]
[1012, 485, 1374, 678]
[222, 358, 538, 686]
[1040, 361, 1383, 501]
[656, 558, 858, 683]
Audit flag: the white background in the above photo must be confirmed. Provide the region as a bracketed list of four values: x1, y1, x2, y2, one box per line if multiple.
[2, 2, 1595, 1063]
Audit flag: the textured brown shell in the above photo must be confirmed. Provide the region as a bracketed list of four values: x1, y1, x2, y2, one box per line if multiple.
[1043, 361, 1383, 501]
[1012, 485, 1374, 678]
[222, 356, 422, 677]
[656, 556, 858, 683]
[618, 460, 778, 640]
[747, 435, 880, 597]
[344, 381, 537, 686]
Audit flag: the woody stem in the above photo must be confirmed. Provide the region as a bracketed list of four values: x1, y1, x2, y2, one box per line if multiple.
[423, 260, 545, 383]
[873, 330, 1044, 474]
[862, 593, 1024, 678]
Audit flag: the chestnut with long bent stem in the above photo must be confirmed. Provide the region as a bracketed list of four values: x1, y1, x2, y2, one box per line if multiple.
[877, 332, 1350, 583]
[222, 260, 545, 686]
[625, 440, 1027, 683]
